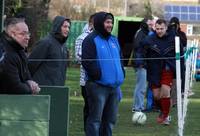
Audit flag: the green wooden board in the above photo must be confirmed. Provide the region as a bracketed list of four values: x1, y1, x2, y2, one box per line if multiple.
[0, 120, 49, 136]
[0, 95, 50, 121]
[40, 86, 69, 136]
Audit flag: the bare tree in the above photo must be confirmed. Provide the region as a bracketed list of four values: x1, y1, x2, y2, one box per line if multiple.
[5, 0, 19, 17]
[127, 0, 163, 18]
[16, 0, 50, 51]
[4, 0, 51, 51]
[49, 0, 95, 20]
[143, 0, 152, 18]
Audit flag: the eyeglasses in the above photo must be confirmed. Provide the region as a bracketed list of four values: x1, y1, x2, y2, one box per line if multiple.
[13, 31, 31, 37]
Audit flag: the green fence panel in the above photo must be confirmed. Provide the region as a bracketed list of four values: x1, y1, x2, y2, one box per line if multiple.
[40, 86, 69, 136]
[67, 21, 87, 64]
[0, 95, 50, 136]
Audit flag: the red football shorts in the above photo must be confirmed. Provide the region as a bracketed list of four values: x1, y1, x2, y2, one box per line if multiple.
[151, 69, 174, 89]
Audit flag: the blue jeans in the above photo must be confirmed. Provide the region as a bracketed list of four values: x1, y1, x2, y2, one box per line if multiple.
[85, 81, 119, 136]
[133, 68, 147, 111]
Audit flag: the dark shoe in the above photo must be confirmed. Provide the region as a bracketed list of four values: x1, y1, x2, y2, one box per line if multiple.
[132, 108, 147, 113]
[132, 108, 136, 113]
[141, 109, 149, 112]
[172, 103, 177, 108]
[152, 108, 160, 112]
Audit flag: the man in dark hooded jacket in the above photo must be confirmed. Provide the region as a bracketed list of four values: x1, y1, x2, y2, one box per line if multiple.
[131, 18, 149, 112]
[82, 12, 125, 136]
[0, 17, 40, 94]
[168, 17, 188, 106]
[28, 16, 70, 86]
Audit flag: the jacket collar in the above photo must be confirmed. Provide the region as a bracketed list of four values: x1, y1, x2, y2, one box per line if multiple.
[2, 31, 24, 51]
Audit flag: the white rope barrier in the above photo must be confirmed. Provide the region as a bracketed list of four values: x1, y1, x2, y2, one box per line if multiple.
[28, 55, 185, 62]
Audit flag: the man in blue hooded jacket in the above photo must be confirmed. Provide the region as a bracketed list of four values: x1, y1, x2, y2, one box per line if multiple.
[82, 12, 125, 136]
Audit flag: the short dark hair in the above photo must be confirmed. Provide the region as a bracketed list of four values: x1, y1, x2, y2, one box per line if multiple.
[155, 19, 167, 25]
[4, 17, 25, 30]
[89, 13, 96, 23]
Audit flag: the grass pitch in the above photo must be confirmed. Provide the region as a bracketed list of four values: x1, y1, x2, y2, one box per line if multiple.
[67, 67, 200, 136]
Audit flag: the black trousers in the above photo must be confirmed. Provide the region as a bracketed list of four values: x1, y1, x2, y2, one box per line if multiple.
[81, 85, 89, 133]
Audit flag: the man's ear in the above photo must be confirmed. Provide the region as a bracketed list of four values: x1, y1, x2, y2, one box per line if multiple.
[11, 34, 15, 39]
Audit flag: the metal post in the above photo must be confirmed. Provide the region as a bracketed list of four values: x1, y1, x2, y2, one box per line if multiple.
[92, 0, 96, 7]
[107, 0, 110, 12]
[175, 36, 183, 136]
[0, 0, 5, 32]
[124, 0, 127, 16]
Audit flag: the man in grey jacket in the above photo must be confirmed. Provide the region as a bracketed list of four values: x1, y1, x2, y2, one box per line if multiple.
[28, 16, 71, 86]
[132, 18, 152, 112]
